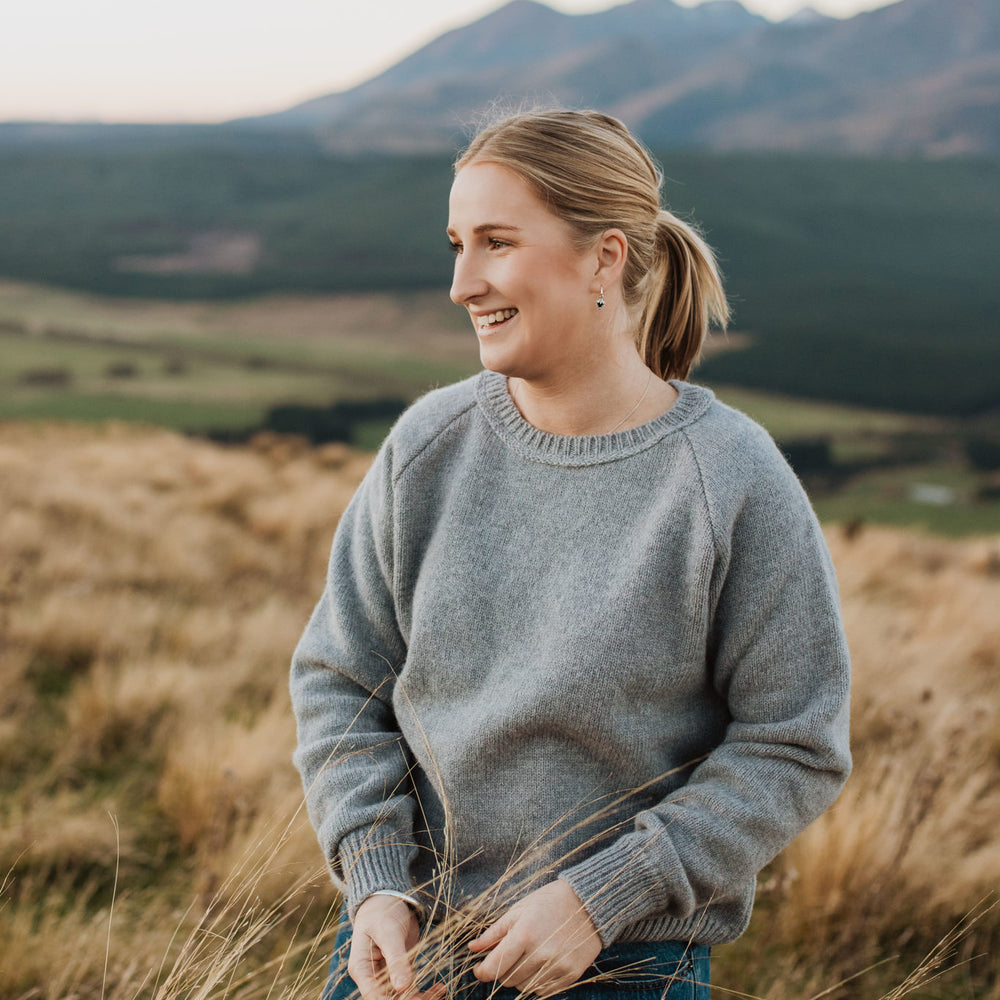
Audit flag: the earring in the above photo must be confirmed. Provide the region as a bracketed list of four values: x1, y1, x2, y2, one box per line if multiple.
[596, 287, 605, 309]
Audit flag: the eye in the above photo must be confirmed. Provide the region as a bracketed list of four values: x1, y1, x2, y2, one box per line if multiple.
[488, 237, 510, 250]
[448, 240, 463, 255]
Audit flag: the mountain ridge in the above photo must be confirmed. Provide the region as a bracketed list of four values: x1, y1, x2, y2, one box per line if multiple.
[0, 0, 996, 156]
[235, 0, 999, 156]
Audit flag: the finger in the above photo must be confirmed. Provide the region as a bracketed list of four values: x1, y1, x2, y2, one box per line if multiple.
[473, 935, 526, 984]
[374, 926, 415, 993]
[526, 980, 571, 1000]
[497, 954, 550, 993]
[512, 975, 557, 999]
[517, 964, 577, 999]
[468, 915, 511, 953]
[385, 948, 415, 994]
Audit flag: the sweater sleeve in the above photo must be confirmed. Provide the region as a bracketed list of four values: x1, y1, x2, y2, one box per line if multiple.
[289, 440, 418, 918]
[560, 443, 852, 945]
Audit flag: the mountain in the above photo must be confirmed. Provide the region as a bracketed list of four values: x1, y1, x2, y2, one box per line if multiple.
[237, 0, 1000, 156]
[237, 0, 768, 151]
[783, 7, 834, 26]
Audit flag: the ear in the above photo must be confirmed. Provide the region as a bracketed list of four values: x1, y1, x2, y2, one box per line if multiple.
[591, 229, 628, 289]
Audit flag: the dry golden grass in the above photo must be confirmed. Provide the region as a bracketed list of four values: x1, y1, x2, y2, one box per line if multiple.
[731, 527, 1000, 997]
[0, 420, 997, 999]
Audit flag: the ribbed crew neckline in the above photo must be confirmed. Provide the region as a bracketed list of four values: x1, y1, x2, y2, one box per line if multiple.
[475, 369, 714, 467]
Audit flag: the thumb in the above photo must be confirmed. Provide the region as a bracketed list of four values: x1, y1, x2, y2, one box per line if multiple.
[388, 960, 414, 993]
[468, 914, 511, 952]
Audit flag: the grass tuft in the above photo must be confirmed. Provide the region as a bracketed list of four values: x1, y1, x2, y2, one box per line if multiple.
[0, 422, 997, 998]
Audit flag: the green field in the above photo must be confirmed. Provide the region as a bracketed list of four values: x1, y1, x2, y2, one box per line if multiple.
[0, 279, 480, 432]
[812, 468, 1000, 537]
[1, 280, 997, 536]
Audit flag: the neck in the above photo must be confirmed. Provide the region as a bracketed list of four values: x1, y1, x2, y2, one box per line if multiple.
[507, 353, 678, 436]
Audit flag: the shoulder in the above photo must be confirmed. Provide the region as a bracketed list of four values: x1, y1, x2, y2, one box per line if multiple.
[679, 388, 788, 479]
[382, 374, 481, 479]
[678, 386, 813, 539]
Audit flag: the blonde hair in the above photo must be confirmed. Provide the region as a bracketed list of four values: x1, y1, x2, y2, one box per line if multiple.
[454, 109, 730, 381]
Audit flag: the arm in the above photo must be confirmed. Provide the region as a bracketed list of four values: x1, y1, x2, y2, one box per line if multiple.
[557, 451, 852, 945]
[290, 440, 419, 917]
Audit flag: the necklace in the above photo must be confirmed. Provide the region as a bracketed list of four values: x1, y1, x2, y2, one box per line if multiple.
[509, 370, 654, 435]
[607, 370, 654, 433]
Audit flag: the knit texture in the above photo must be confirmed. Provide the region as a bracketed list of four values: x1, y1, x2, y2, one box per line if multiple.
[290, 371, 851, 946]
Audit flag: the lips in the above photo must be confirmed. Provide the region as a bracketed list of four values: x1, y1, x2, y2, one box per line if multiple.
[477, 308, 518, 331]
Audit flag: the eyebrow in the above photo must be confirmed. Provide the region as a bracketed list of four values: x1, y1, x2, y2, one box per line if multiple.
[446, 223, 523, 237]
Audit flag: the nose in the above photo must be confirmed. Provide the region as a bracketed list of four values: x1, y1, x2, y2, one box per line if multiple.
[449, 249, 489, 306]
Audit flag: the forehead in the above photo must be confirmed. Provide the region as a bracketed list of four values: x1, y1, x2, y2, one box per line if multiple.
[448, 161, 554, 228]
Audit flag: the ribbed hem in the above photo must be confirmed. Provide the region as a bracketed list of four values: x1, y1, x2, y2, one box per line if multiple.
[476, 371, 713, 468]
[339, 826, 416, 920]
[593, 912, 746, 948]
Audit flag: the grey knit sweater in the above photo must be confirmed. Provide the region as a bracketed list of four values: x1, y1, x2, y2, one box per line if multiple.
[290, 371, 851, 947]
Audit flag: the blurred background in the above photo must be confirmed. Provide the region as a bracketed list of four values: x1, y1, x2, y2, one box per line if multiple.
[2, 0, 999, 531]
[1, 1, 998, 998]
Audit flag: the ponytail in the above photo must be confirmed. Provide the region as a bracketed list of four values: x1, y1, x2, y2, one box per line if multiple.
[638, 211, 730, 382]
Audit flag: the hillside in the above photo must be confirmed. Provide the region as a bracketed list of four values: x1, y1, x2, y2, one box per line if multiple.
[240, 0, 1000, 157]
[3, 0, 996, 157]
[1, 422, 998, 999]
[0, 147, 997, 417]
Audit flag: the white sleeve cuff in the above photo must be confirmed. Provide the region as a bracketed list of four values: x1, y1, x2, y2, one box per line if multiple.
[367, 889, 424, 916]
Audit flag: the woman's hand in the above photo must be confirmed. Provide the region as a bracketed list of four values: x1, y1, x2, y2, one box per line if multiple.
[468, 880, 603, 997]
[348, 895, 442, 1000]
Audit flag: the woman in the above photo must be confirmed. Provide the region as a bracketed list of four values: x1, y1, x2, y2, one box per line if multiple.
[291, 109, 851, 1000]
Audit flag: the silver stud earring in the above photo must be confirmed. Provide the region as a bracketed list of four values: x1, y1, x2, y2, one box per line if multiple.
[597, 287, 605, 309]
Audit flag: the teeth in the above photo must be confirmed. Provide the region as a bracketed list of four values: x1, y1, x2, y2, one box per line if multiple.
[478, 308, 517, 329]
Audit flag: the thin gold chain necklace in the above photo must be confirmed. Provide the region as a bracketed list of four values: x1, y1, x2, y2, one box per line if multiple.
[509, 370, 654, 435]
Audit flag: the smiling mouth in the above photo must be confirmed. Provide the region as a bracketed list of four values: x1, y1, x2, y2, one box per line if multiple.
[477, 308, 518, 332]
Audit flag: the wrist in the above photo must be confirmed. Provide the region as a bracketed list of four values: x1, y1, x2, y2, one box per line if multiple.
[365, 889, 425, 920]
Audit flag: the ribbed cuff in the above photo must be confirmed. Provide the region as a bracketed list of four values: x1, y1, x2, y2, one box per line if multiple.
[339, 826, 416, 920]
[559, 837, 670, 947]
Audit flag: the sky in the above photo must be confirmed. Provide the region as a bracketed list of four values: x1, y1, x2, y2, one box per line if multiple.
[1, 0, 899, 124]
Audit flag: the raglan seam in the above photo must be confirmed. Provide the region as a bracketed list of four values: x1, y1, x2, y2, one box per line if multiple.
[679, 425, 723, 559]
[392, 398, 478, 484]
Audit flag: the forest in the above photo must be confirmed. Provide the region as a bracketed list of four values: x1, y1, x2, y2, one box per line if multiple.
[1, 131, 998, 416]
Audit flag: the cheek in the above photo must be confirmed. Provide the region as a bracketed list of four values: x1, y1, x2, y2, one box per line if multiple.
[523, 254, 585, 301]
[550, 248, 592, 292]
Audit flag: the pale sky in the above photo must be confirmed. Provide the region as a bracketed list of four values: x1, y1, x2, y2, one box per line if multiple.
[1, 0, 899, 123]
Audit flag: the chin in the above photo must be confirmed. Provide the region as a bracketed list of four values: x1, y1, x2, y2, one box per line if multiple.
[480, 356, 509, 375]
[478, 344, 517, 378]
[477, 334, 547, 382]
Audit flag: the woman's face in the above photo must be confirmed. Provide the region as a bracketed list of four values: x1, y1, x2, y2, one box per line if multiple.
[448, 161, 598, 382]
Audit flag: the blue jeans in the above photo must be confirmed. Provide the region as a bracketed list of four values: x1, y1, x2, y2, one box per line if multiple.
[322, 911, 710, 1000]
